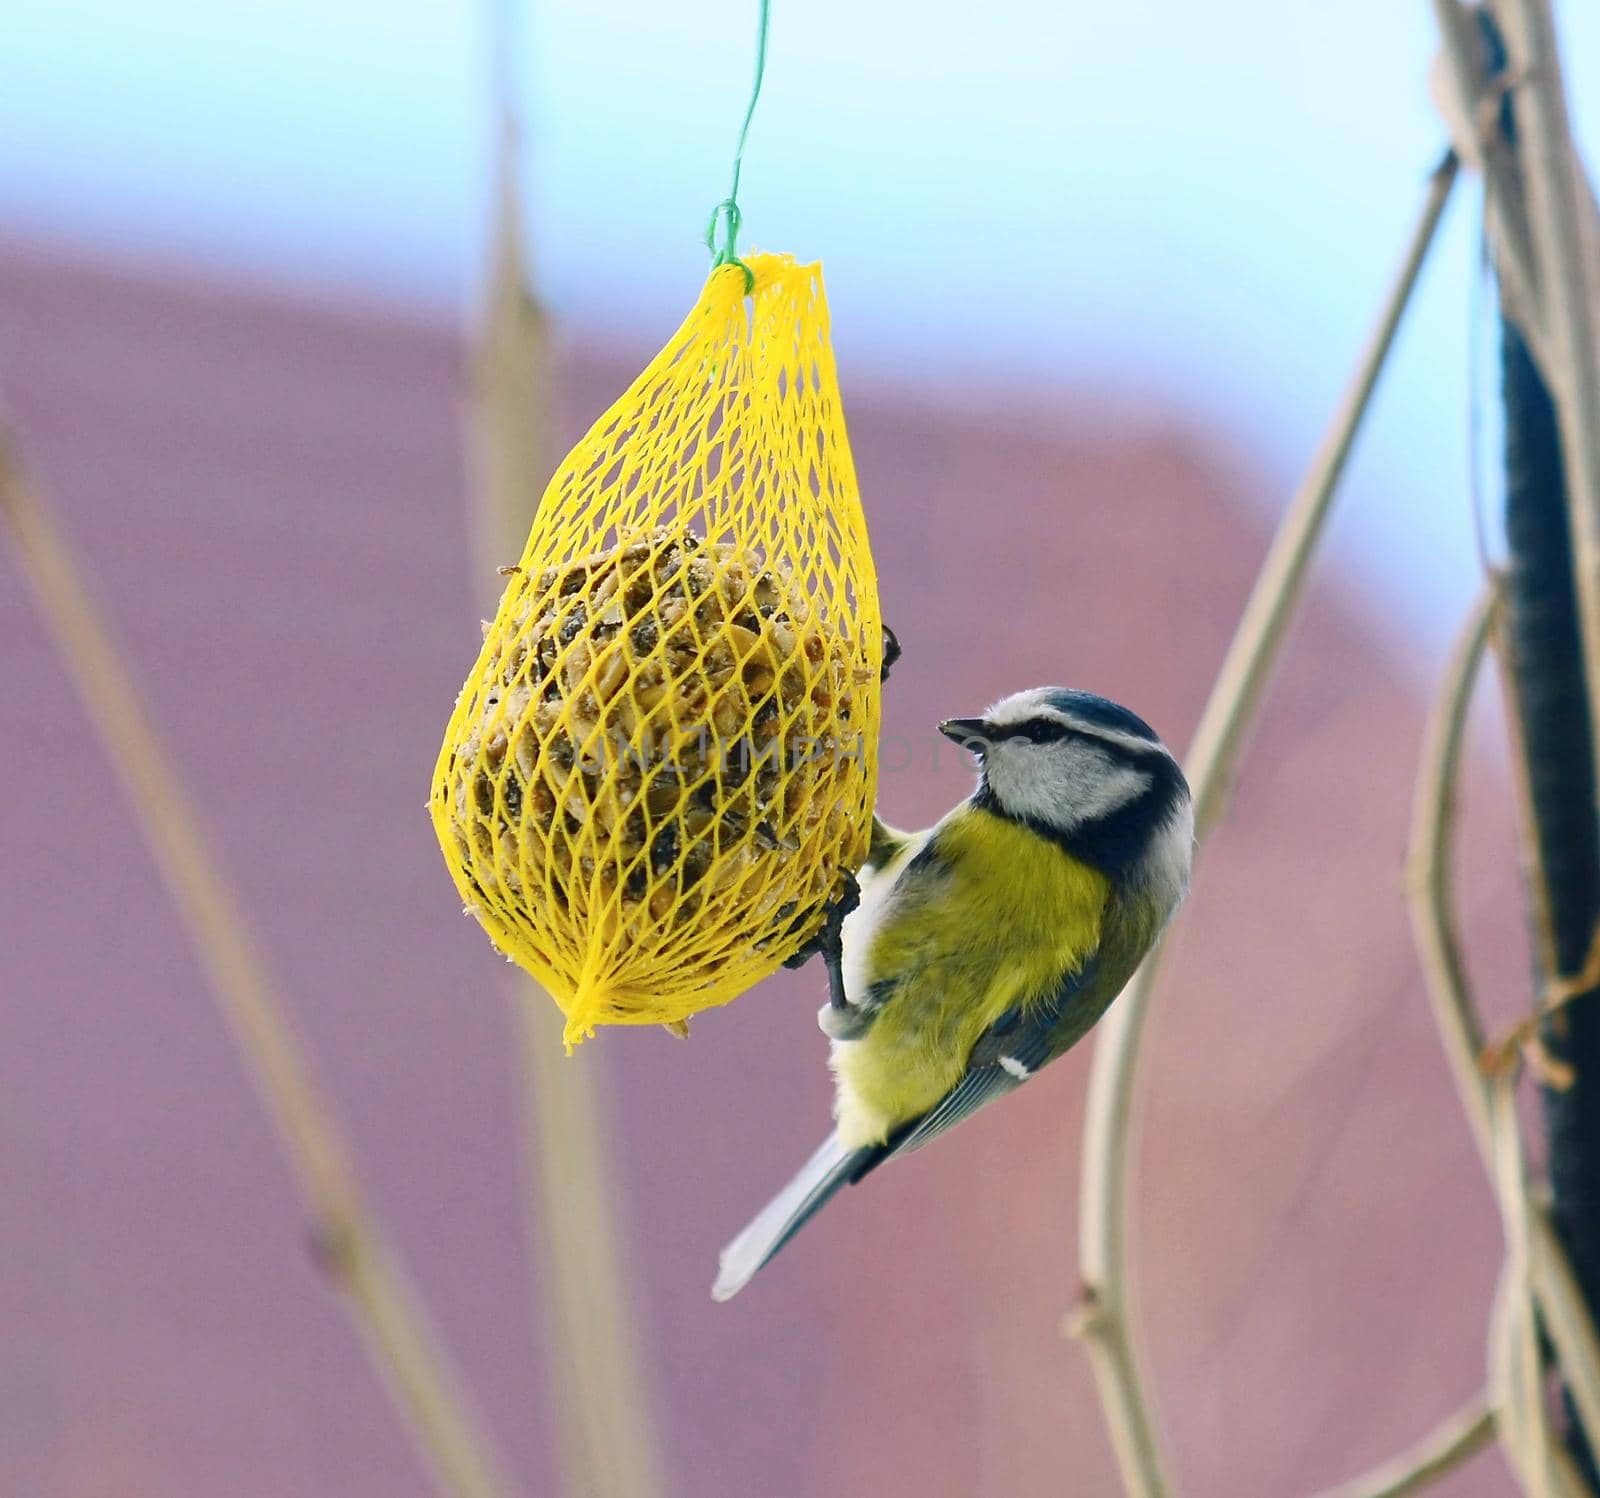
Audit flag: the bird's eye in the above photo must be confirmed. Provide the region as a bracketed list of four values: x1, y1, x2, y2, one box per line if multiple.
[1016, 719, 1069, 744]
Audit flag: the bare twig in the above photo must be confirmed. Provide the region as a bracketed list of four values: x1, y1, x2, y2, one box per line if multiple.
[1284, 599, 1511, 1498]
[1305, 1397, 1495, 1498]
[1482, 15, 1600, 1477]
[1488, 1249, 1595, 1498]
[1404, 594, 1550, 1339]
[1489, 1074, 1553, 1498]
[0, 429, 514, 1498]
[514, 1006, 671, 1498]
[1405, 587, 1498, 1164]
[467, 16, 670, 1493]
[1071, 152, 1460, 1497]
[1404, 586, 1600, 1480]
[1430, 0, 1548, 367]
[1534, 1202, 1600, 1473]
[1489, 1269, 1534, 1493]
[467, 27, 552, 608]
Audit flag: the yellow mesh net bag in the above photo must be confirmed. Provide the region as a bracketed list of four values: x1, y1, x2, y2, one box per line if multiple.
[432, 252, 882, 1046]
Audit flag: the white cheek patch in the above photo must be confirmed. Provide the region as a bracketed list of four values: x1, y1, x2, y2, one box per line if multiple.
[988, 741, 1152, 831]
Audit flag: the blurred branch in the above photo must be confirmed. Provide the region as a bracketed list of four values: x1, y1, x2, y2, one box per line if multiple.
[469, 36, 551, 599]
[1463, 3, 1600, 1475]
[1489, 1259, 1595, 1498]
[514, 1008, 671, 1498]
[1070, 151, 1459, 1498]
[0, 424, 515, 1498]
[467, 11, 671, 1493]
[1305, 1397, 1495, 1498]
[1489, 1075, 1554, 1498]
[1534, 1204, 1600, 1484]
[1405, 586, 1600, 1491]
[1405, 588, 1498, 1163]
[1430, 0, 1547, 365]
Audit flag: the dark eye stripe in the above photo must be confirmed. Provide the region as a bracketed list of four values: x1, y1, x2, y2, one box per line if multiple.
[1010, 717, 1072, 744]
[1007, 716, 1165, 761]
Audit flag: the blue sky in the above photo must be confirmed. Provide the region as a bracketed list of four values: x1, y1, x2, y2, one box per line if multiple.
[5, 1, 1599, 662]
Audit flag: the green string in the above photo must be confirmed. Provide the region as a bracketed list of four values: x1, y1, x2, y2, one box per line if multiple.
[705, 0, 771, 294]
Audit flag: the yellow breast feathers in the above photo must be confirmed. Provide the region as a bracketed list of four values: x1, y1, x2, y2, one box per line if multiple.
[831, 808, 1109, 1147]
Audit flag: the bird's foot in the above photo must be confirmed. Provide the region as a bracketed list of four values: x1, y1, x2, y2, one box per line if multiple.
[880, 624, 901, 683]
[782, 870, 861, 989]
[820, 870, 861, 1010]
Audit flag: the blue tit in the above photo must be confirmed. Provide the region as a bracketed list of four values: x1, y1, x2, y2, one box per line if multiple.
[712, 686, 1193, 1300]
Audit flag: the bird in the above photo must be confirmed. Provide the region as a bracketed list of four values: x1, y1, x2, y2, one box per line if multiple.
[712, 686, 1193, 1300]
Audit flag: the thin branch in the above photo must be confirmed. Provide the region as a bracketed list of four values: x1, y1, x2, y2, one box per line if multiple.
[1405, 586, 1499, 1164]
[1409, 596, 1561, 1498]
[1305, 1398, 1495, 1498]
[0, 428, 514, 1498]
[1287, 597, 1507, 1498]
[468, 0, 551, 598]
[1490, 1074, 1553, 1498]
[1534, 1203, 1600, 1474]
[1404, 585, 1600, 1476]
[1488, 1250, 1595, 1498]
[1487, 8, 1600, 1481]
[1431, 0, 1548, 368]
[1070, 151, 1460, 1498]
[467, 15, 670, 1492]
[1490, 1267, 1537, 1494]
[515, 1003, 672, 1498]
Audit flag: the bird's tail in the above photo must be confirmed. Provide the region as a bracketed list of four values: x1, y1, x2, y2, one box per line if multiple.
[712, 1132, 877, 1301]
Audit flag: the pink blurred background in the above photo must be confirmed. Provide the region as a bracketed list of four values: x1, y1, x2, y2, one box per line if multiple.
[0, 232, 1540, 1495]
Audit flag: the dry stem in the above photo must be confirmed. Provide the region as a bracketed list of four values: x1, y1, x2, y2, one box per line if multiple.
[515, 1003, 671, 1498]
[1406, 587, 1600, 1487]
[1072, 151, 1459, 1497]
[1404, 589, 1498, 1164]
[1299, 602, 1518, 1498]
[0, 427, 513, 1498]
[1307, 1398, 1495, 1498]
[1490, 1076, 1553, 1498]
[1430, 0, 1548, 367]
[1534, 1201, 1600, 1479]
[467, 29, 670, 1494]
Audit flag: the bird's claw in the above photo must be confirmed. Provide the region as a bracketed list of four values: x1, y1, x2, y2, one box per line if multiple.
[782, 620, 886, 995]
[880, 624, 901, 683]
[821, 871, 860, 1011]
[782, 869, 862, 1013]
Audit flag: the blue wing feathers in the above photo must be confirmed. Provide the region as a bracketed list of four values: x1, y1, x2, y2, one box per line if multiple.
[888, 957, 1097, 1157]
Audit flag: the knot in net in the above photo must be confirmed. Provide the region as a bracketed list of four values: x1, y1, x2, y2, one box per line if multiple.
[432, 253, 882, 1047]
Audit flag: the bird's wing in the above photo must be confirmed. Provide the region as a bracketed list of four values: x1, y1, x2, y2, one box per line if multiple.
[887, 958, 1099, 1158]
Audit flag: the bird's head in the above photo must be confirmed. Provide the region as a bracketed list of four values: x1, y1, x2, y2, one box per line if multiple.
[939, 687, 1193, 881]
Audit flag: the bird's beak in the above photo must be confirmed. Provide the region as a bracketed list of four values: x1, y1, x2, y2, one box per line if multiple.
[938, 717, 991, 753]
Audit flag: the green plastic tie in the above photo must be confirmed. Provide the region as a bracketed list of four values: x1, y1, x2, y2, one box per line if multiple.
[704, 0, 770, 294]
